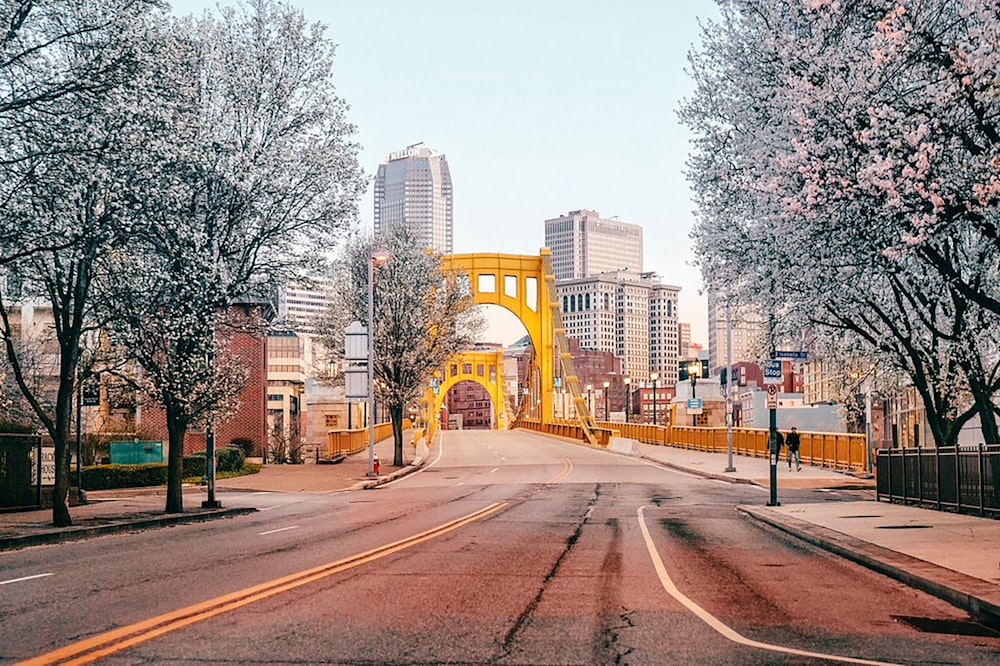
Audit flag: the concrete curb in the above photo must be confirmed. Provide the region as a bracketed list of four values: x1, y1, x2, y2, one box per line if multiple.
[738, 506, 1000, 628]
[0, 507, 257, 552]
[357, 456, 429, 491]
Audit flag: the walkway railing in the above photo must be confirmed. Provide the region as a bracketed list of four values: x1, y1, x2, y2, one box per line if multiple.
[876, 445, 1000, 518]
[515, 419, 615, 447]
[326, 421, 412, 459]
[594, 422, 869, 473]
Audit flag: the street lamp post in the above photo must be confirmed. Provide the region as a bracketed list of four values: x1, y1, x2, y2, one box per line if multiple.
[368, 250, 389, 477]
[586, 384, 593, 417]
[687, 360, 701, 428]
[624, 377, 631, 423]
[602, 380, 610, 421]
[650, 372, 659, 425]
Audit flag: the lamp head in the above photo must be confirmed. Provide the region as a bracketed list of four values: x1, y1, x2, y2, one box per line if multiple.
[603, 380, 610, 389]
[687, 360, 701, 379]
[371, 251, 390, 265]
[650, 371, 659, 381]
[624, 377, 631, 386]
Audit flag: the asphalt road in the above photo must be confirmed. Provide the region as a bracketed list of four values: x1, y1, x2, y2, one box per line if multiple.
[3, 430, 999, 665]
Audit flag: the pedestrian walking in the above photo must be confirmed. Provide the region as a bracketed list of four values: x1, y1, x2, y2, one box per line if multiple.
[786, 426, 801, 471]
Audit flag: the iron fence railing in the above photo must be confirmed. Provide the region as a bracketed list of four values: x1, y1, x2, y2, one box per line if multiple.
[876, 445, 1000, 518]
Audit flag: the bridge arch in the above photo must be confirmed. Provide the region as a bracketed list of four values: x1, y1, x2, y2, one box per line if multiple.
[432, 250, 598, 445]
[432, 349, 510, 430]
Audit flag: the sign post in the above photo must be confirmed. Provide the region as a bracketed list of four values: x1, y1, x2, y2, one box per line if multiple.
[765, 375, 780, 507]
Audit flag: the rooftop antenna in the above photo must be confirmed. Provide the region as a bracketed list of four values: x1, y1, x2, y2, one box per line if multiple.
[406, 141, 424, 150]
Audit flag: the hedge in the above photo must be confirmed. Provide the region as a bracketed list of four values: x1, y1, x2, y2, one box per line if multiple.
[82, 463, 168, 490]
[81, 450, 250, 490]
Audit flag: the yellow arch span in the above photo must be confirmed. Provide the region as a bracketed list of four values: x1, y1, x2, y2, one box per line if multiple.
[432, 250, 599, 446]
[432, 349, 509, 430]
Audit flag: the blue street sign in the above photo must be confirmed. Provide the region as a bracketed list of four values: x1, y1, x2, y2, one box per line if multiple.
[774, 350, 808, 362]
[686, 398, 703, 410]
[763, 360, 783, 385]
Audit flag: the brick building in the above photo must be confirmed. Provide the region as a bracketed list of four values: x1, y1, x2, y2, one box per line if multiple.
[139, 302, 269, 457]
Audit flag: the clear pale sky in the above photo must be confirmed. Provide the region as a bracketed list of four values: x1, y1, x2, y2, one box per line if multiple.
[170, 0, 720, 346]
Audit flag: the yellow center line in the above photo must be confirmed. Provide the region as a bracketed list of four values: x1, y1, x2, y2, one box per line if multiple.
[546, 457, 573, 484]
[21, 502, 509, 666]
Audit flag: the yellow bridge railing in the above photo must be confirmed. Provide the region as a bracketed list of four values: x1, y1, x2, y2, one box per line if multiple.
[589, 422, 868, 473]
[326, 420, 412, 459]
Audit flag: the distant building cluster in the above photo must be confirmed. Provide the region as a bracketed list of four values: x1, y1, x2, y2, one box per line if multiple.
[5, 142, 921, 470]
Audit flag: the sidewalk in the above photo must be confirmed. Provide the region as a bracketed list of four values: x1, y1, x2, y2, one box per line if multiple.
[2, 434, 998, 627]
[0, 435, 416, 551]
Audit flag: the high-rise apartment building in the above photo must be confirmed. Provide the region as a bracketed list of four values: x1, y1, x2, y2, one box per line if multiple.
[374, 144, 453, 254]
[544, 209, 643, 280]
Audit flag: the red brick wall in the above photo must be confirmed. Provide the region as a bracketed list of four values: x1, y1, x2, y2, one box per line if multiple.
[139, 305, 268, 457]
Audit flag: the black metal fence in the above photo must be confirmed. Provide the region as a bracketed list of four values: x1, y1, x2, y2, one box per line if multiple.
[876, 445, 1000, 518]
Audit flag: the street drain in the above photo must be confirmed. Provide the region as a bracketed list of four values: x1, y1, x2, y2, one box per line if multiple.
[875, 524, 932, 529]
[892, 615, 1000, 638]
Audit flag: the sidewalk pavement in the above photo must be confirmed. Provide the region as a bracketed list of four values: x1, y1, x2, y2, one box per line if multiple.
[2, 434, 998, 627]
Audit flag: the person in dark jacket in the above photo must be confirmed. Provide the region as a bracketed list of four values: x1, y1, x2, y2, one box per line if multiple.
[786, 426, 801, 471]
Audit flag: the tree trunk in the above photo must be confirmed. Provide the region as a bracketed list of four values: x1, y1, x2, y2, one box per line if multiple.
[391, 404, 405, 467]
[165, 407, 187, 513]
[50, 362, 77, 527]
[51, 419, 72, 527]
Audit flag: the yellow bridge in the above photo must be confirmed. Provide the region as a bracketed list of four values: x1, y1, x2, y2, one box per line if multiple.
[415, 250, 607, 447]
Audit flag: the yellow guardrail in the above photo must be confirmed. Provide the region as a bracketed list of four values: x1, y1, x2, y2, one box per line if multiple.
[326, 420, 412, 459]
[662, 425, 868, 472]
[513, 418, 868, 473]
[513, 418, 616, 447]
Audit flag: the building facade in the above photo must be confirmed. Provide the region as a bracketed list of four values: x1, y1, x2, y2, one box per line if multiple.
[706, 290, 766, 377]
[544, 209, 643, 280]
[557, 271, 679, 384]
[374, 144, 453, 254]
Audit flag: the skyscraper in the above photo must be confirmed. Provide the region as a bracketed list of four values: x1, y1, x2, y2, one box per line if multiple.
[374, 144, 453, 254]
[544, 209, 643, 280]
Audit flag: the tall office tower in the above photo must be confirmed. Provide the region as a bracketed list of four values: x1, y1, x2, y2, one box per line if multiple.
[649, 281, 681, 387]
[678, 322, 691, 360]
[544, 209, 643, 280]
[706, 289, 766, 375]
[374, 144, 453, 254]
[557, 271, 679, 382]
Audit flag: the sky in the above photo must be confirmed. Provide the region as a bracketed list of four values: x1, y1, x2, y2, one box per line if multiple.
[170, 0, 721, 346]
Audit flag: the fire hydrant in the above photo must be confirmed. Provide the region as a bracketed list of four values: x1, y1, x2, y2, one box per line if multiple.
[373, 454, 380, 476]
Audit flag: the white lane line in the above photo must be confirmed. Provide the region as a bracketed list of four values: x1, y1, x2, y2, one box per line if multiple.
[381, 430, 446, 487]
[1, 573, 54, 586]
[636, 506, 902, 666]
[489, 468, 499, 474]
[258, 526, 300, 536]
